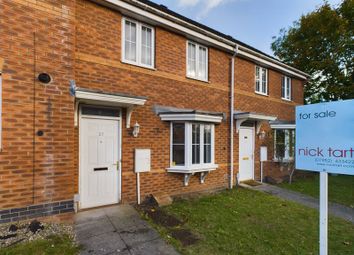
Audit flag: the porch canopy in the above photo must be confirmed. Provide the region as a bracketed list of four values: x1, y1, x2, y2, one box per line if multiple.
[270, 120, 296, 129]
[234, 111, 277, 134]
[155, 105, 225, 123]
[75, 88, 147, 128]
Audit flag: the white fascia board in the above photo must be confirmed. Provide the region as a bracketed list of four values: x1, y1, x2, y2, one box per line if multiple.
[234, 113, 277, 121]
[238, 48, 308, 80]
[98, 0, 308, 80]
[75, 90, 146, 106]
[160, 113, 223, 123]
[270, 124, 296, 129]
[100, 0, 234, 51]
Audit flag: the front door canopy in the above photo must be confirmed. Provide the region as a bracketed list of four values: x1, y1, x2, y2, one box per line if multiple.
[234, 111, 277, 134]
[154, 105, 225, 124]
[75, 88, 147, 128]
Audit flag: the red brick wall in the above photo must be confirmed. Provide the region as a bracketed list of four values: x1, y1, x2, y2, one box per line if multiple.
[75, 0, 231, 203]
[234, 58, 304, 181]
[0, 0, 76, 209]
[0, 0, 304, 210]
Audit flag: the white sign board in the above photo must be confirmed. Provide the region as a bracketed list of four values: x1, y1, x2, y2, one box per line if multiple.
[296, 99, 354, 255]
[296, 99, 354, 175]
[260, 146, 267, 162]
[135, 149, 151, 173]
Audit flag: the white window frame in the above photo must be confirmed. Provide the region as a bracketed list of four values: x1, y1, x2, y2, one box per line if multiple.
[169, 122, 216, 172]
[186, 41, 209, 82]
[122, 17, 155, 69]
[274, 129, 295, 162]
[282, 76, 292, 101]
[255, 66, 268, 95]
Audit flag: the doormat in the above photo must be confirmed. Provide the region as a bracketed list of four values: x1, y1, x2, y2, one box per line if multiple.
[241, 180, 262, 186]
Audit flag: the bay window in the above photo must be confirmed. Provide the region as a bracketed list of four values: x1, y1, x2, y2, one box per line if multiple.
[170, 122, 216, 170]
[187, 41, 208, 81]
[255, 66, 268, 95]
[122, 18, 154, 68]
[274, 129, 295, 161]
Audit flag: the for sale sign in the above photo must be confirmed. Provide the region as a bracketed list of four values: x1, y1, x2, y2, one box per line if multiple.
[296, 99, 354, 175]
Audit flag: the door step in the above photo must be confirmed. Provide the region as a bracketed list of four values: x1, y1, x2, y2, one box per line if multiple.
[240, 180, 262, 187]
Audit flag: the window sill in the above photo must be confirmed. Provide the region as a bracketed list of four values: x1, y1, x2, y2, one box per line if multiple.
[167, 164, 218, 174]
[121, 60, 156, 71]
[255, 91, 269, 97]
[281, 97, 292, 102]
[186, 75, 209, 84]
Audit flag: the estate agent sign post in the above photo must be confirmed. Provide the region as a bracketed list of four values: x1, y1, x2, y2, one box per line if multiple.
[296, 99, 354, 255]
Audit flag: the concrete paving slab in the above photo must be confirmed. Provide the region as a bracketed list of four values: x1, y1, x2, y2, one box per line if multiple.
[119, 224, 160, 247]
[75, 217, 115, 239]
[74, 204, 180, 255]
[130, 238, 180, 255]
[79, 231, 127, 255]
[74, 208, 107, 225]
[110, 214, 149, 231]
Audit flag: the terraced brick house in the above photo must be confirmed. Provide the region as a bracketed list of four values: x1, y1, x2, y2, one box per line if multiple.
[0, 0, 308, 223]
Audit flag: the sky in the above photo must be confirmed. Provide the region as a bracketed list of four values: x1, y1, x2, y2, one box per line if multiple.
[151, 0, 343, 56]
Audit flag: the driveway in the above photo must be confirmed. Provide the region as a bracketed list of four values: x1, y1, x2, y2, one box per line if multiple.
[74, 205, 179, 255]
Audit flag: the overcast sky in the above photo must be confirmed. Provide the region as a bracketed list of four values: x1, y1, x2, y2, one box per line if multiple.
[151, 0, 343, 56]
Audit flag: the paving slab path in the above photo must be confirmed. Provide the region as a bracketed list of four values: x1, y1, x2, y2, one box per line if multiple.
[241, 183, 354, 224]
[74, 205, 179, 255]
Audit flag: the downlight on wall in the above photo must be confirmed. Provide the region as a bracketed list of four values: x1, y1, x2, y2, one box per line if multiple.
[133, 122, 140, 138]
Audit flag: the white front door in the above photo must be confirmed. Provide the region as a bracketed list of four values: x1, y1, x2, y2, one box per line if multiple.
[239, 127, 254, 181]
[80, 118, 120, 209]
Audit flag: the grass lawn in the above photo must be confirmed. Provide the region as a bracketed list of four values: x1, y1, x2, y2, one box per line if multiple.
[150, 188, 354, 255]
[279, 172, 354, 208]
[0, 235, 80, 255]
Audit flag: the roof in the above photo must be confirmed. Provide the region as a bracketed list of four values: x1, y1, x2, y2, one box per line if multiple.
[93, 0, 308, 79]
[270, 120, 296, 129]
[76, 87, 148, 100]
[154, 105, 225, 118]
[136, 0, 276, 61]
[133, 0, 308, 78]
[234, 111, 277, 121]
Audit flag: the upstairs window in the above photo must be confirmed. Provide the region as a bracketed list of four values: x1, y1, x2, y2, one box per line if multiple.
[282, 76, 292, 100]
[274, 129, 295, 161]
[171, 123, 215, 169]
[187, 41, 208, 81]
[255, 66, 268, 95]
[122, 18, 154, 68]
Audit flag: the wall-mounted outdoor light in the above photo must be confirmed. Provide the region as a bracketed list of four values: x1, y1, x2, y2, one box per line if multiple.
[133, 122, 140, 138]
[259, 130, 266, 140]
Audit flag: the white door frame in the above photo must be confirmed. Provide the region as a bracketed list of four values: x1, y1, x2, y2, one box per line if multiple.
[238, 126, 255, 181]
[78, 106, 123, 209]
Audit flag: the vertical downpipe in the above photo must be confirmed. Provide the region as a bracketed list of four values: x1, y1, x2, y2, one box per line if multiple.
[230, 45, 238, 189]
[32, 32, 37, 204]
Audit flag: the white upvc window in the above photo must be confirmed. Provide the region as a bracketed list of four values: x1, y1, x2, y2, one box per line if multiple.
[282, 76, 292, 101]
[186, 41, 208, 82]
[122, 18, 155, 68]
[170, 122, 215, 170]
[274, 129, 295, 161]
[255, 66, 268, 95]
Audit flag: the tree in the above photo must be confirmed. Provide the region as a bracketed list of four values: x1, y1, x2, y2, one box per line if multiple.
[272, 0, 354, 103]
